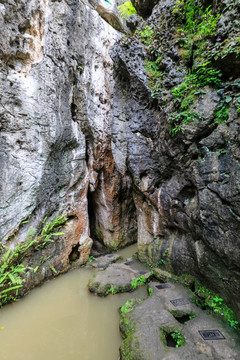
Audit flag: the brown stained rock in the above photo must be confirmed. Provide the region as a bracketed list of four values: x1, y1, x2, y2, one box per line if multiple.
[0, 0, 122, 298]
[88, 143, 137, 250]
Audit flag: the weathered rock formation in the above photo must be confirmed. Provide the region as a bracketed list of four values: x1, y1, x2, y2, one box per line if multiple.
[1, 0, 240, 322]
[120, 282, 240, 360]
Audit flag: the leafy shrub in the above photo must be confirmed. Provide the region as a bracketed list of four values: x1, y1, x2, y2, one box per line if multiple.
[161, 328, 185, 348]
[171, 330, 185, 347]
[173, 0, 220, 57]
[169, 62, 222, 135]
[156, 248, 169, 267]
[194, 282, 239, 329]
[145, 58, 165, 94]
[118, 1, 136, 19]
[135, 25, 154, 47]
[131, 275, 146, 289]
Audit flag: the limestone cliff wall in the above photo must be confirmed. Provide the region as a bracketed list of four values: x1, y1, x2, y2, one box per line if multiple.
[0, 0, 135, 286]
[110, 0, 240, 318]
[1, 0, 240, 318]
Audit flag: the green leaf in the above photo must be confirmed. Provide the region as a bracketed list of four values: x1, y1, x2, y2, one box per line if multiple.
[225, 96, 232, 103]
[0, 285, 23, 294]
[118, 1, 136, 19]
[49, 264, 57, 274]
[33, 266, 39, 273]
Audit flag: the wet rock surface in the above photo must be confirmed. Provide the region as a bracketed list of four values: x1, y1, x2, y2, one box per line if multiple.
[86, 253, 122, 270]
[88, 256, 152, 296]
[120, 282, 240, 360]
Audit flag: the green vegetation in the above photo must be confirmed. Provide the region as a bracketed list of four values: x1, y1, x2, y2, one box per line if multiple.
[147, 287, 153, 296]
[87, 255, 95, 262]
[194, 282, 239, 329]
[131, 275, 147, 289]
[217, 148, 227, 156]
[104, 0, 112, 5]
[214, 79, 240, 123]
[120, 319, 137, 360]
[49, 264, 57, 274]
[170, 62, 222, 135]
[203, 36, 240, 64]
[145, 59, 165, 98]
[189, 311, 196, 320]
[0, 214, 67, 306]
[173, 0, 220, 62]
[156, 248, 169, 267]
[161, 328, 185, 348]
[135, 25, 154, 47]
[121, 299, 135, 314]
[92, 227, 104, 243]
[120, 298, 142, 314]
[171, 330, 185, 347]
[105, 284, 117, 295]
[118, 1, 136, 19]
[120, 313, 140, 360]
[119, 0, 240, 135]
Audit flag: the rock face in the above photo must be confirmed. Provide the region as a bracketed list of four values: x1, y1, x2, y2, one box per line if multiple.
[109, 0, 240, 320]
[0, 0, 135, 279]
[1, 0, 240, 321]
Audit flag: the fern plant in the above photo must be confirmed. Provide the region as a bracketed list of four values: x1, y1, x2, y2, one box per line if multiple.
[0, 214, 67, 306]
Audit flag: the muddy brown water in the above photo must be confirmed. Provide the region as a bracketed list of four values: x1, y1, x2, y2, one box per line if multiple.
[0, 244, 145, 360]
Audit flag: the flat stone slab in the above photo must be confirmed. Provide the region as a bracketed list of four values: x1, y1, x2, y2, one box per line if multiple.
[120, 282, 240, 360]
[170, 298, 190, 307]
[86, 253, 121, 270]
[88, 257, 152, 296]
[199, 330, 225, 340]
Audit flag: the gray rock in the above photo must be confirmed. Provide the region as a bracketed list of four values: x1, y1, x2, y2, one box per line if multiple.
[1, 0, 240, 328]
[86, 253, 122, 269]
[88, 257, 152, 295]
[120, 282, 240, 360]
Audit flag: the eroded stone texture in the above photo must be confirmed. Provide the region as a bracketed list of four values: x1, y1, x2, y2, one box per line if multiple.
[110, 0, 240, 320]
[120, 283, 240, 360]
[1, 0, 240, 324]
[0, 0, 137, 291]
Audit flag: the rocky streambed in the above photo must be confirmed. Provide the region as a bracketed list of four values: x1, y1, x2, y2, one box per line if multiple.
[87, 249, 240, 360]
[0, 244, 240, 360]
